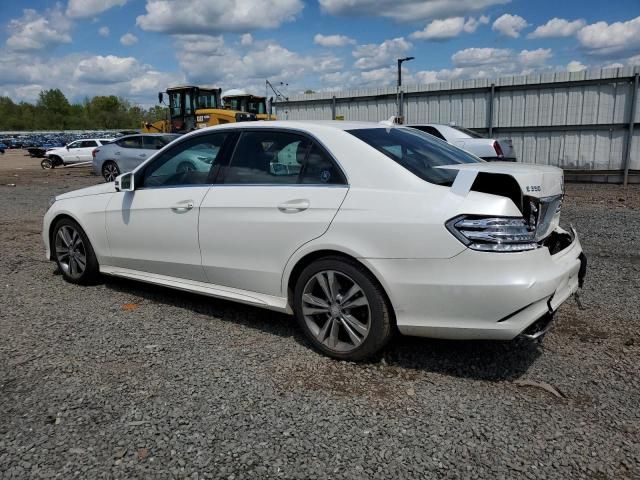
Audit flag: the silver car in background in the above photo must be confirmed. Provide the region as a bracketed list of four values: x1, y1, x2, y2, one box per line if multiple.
[93, 134, 180, 181]
[408, 123, 516, 162]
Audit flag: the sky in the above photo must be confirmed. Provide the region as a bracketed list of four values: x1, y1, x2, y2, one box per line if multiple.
[1, 0, 640, 107]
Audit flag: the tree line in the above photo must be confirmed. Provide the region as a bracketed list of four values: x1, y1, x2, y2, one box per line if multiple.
[0, 89, 166, 131]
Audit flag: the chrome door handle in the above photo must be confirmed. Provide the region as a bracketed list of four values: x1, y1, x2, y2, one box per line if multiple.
[277, 199, 310, 213]
[115, 152, 121, 155]
[171, 201, 194, 213]
[138, 154, 147, 157]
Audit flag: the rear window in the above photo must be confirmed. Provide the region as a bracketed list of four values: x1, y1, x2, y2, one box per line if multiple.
[451, 125, 484, 139]
[347, 127, 481, 185]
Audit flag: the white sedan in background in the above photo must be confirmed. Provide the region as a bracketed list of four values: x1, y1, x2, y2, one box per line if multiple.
[408, 123, 517, 162]
[43, 121, 585, 360]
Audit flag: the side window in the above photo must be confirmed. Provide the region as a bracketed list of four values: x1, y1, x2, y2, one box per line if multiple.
[67, 141, 80, 149]
[81, 140, 98, 148]
[117, 136, 142, 149]
[143, 136, 169, 150]
[224, 131, 309, 185]
[142, 133, 229, 188]
[300, 145, 346, 185]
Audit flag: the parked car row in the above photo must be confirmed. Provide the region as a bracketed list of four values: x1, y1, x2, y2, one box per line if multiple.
[44, 120, 584, 361]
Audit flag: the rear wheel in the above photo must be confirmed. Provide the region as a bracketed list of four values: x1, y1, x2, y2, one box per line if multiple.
[102, 161, 120, 182]
[52, 218, 99, 285]
[293, 256, 393, 361]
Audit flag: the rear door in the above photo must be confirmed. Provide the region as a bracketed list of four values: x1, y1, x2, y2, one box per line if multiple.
[115, 136, 146, 173]
[198, 129, 349, 296]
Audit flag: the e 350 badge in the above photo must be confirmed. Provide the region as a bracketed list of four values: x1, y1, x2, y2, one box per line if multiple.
[526, 185, 541, 192]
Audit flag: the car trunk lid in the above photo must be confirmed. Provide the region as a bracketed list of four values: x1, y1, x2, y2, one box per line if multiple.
[437, 162, 564, 241]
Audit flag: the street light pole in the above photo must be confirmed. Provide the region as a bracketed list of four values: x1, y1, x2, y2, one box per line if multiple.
[396, 56, 415, 123]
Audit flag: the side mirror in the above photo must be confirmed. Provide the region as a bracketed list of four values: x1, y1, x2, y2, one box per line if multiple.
[114, 172, 135, 192]
[66, 145, 70, 150]
[158, 92, 163, 104]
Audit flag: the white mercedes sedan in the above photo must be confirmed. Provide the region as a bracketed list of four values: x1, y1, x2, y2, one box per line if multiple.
[43, 121, 586, 360]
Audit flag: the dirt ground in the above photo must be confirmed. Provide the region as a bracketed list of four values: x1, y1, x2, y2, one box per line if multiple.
[1, 148, 639, 479]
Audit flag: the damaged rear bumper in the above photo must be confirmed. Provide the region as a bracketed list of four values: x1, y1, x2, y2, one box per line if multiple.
[362, 226, 585, 341]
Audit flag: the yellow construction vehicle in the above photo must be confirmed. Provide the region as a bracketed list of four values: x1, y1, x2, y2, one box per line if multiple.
[142, 85, 256, 133]
[222, 89, 275, 120]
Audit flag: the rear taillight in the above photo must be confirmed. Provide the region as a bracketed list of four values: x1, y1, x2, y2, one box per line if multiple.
[92, 148, 98, 158]
[446, 216, 538, 252]
[493, 141, 504, 158]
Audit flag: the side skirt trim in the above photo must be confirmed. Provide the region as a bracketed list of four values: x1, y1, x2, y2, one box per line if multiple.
[99, 265, 292, 313]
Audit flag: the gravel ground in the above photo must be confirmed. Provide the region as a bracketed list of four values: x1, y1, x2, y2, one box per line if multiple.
[1, 151, 639, 479]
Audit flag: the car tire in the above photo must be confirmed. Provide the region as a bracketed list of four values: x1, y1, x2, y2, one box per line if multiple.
[41, 158, 52, 169]
[102, 161, 120, 182]
[293, 256, 393, 361]
[52, 218, 100, 285]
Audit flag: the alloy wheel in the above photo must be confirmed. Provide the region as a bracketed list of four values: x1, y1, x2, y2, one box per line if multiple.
[54, 225, 87, 279]
[301, 270, 371, 353]
[103, 163, 119, 182]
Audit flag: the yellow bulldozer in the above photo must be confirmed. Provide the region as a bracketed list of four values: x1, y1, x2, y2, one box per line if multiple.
[222, 89, 276, 120]
[142, 85, 256, 134]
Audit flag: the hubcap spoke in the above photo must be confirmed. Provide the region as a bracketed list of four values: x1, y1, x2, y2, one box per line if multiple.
[339, 284, 361, 305]
[315, 273, 333, 302]
[341, 314, 368, 336]
[327, 271, 339, 302]
[303, 293, 329, 309]
[328, 318, 339, 348]
[316, 317, 332, 342]
[340, 318, 363, 346]
[341, 295, 368, 309]
[58, 227, 72, 247]
[74, 254, 86, 271]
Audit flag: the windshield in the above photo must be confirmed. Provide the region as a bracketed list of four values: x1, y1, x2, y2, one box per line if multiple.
[247, 100, 266, 114]
[347, 127, 482, 185]
[198, 93, 218, 109]
[451, 125, 484, 139]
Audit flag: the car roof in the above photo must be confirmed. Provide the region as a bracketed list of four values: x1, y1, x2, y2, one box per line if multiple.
[196, 120, 401, 134]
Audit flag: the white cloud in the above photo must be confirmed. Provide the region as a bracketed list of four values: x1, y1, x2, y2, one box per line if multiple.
[6, 7, 72, 51]
[492, 13, 528, 38]
[352, 37, 412, 70]
[0, 51, 184, 105]
[240, 33, 253, 46]
[174, 37, 342, 95]
[319, 0, 510, 23]
[67, 0, 128, 18]
[577, 16, 640, 56]
[314, 34, 356, 47]
[528, 18, 585, 39]
[410, 16, 489, 41]
[452, 47, 512, 67]
[518, 48, 552, 66]
[120, 33, 139, 46]
[137, 0, 303, 34]
[98, 26, 110, 37]
[566, 60, 586, 72]
[74, 55, 141, 84]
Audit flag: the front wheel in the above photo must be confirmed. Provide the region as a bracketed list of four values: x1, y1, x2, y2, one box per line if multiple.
[52, 218, 99, 285]
[41, 158, 53, 169]
[102, 161, 120, 182]
[293, 256, 393, 361]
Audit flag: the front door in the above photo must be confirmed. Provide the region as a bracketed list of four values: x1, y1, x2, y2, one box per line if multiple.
[199, 130, 349, 297]
[104, 132, 230, 281]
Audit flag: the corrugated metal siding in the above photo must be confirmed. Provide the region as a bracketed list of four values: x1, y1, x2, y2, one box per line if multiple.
[275, 67, 640, 177]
